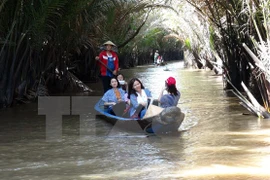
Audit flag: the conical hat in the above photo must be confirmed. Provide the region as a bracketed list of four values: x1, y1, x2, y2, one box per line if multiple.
[143, 104, 164, 119]
[103, 41, 116, 46]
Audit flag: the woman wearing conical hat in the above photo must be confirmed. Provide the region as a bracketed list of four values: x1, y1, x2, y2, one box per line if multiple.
[96, 41, 119, 93]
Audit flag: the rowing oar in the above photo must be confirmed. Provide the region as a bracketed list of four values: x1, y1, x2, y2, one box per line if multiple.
[97, 59, 114, 73]
[96, 59, 119, 76]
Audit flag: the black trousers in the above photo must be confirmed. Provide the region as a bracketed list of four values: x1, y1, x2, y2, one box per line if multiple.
[101, 76, 111, 93]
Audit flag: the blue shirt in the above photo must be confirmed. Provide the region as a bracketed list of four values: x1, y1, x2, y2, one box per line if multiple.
[102, 88, 126, 103]
[160, 90, 181, 108]
[107, 56, 115, 77]
[129, 89, 152, 117]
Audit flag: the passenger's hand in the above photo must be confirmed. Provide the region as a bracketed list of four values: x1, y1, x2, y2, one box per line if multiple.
[126, 99, 130, 105]
[161, 86, 166, 92]
[95, 56, 99, 61]
[113, 70, 117, 75]
[140, 102, 147, 107]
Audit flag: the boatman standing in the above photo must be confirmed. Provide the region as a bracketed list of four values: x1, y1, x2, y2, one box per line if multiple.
[96, 41, 119, 93]
[154, 50, 159, 65]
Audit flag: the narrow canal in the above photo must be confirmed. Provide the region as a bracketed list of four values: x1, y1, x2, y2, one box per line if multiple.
[1, 61, 270, 180]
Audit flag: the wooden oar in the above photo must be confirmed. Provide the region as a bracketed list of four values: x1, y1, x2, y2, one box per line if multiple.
[97, 59, 115, 74]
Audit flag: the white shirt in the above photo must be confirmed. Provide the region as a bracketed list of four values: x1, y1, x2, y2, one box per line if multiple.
[136, 89, 148, 105]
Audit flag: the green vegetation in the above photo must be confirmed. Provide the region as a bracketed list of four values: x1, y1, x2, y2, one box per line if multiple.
[0, 0, 183, 107]
[184, 0, 270, 116]
[0, 0, 269, 116]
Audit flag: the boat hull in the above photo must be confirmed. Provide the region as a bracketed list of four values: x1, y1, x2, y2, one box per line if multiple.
[94, 99, 185, 133]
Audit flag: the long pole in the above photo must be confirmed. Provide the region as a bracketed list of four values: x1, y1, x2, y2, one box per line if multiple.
[97, 59, 114, 73]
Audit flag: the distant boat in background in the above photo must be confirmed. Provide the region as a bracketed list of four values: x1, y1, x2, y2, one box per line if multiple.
[163, 66, 170, 71]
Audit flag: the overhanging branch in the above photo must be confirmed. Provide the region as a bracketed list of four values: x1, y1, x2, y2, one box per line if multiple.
[118, 10, 151, 48]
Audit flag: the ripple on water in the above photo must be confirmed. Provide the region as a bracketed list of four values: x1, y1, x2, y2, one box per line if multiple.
[1, 62, 270, 180]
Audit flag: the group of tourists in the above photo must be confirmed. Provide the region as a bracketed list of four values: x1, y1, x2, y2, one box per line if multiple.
[96, 41, 181, 119]
[154, 50, 164, 66]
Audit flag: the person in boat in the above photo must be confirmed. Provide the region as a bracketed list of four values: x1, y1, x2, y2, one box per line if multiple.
[160, 56, 166, 65]
[96, 41, 119, 93]
[154, 50, 159, 65]
[127, 78, 152, 119]
[156, 55, 161, 66]
[101, 77, 126, 115]
[116, 73, 127, 92]
[158, 77, 181, 108]
[117, 73, 130, 105]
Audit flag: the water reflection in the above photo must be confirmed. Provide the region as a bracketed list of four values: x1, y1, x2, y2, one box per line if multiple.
[1, 61, 270, 180]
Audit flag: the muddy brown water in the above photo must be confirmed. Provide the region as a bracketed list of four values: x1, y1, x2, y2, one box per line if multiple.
[1, 61, 270, 180]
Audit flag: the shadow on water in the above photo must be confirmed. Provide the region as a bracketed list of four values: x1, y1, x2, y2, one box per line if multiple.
[1, 61, 270, 180]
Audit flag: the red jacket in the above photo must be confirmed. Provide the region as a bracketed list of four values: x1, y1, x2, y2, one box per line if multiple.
[98, 50, 119, 77]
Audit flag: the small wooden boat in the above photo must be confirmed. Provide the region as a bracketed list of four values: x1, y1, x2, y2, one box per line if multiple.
[156, 62, 167, 66]
[163, 66, 170, 71]
[94, 99, 185, 134]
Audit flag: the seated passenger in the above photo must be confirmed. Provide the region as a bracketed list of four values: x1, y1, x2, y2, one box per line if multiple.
[117, 73, 127, 92]
[158, 77, 180, 108]
[128, 78, 152, 119]
[102, 77, 126, 115]
[117, 73, 130, 105]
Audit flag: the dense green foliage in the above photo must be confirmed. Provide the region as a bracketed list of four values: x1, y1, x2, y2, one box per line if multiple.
[1, 0, 268, 111]
[185, 0, 270, 112]
[0, 0, 183, 107]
